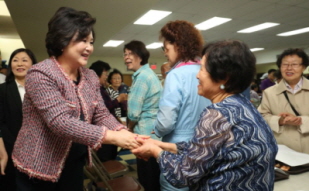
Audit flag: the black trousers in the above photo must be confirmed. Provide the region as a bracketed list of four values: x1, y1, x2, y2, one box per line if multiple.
[136, 157, 161, 191]
[16, 156, 85, 191]
[0, 157, 16, 191]
[96, 144, 118, 162]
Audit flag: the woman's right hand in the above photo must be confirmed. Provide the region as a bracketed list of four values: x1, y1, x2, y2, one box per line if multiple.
[0, 139, 8, 175]
[103, 129, 149, 150]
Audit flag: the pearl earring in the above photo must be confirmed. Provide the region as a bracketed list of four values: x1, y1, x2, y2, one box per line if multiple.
[220, 84, 225, 89]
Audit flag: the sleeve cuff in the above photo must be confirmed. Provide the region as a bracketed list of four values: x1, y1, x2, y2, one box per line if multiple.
[269, 115, 281, 133]
[299, 116, 309, 134]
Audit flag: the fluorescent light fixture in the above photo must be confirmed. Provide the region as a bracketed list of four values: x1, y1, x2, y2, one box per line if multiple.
[0, 1, 10, 16]
[134, 10, 172, 25]
[195, 17, 232, 30]
[277, 27, 309, 36]
[146, 42, 163, 49]
[103, 40, 124, 47]
[238, 22, 279, 33]
[250, 48, 264, 52]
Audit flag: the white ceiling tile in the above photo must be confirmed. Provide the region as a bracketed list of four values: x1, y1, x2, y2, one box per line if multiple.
[3, 0, 309, 60]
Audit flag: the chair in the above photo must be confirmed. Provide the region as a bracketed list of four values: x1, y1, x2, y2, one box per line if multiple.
[84, 151, 144, 191]
[91, 150, 129, 179]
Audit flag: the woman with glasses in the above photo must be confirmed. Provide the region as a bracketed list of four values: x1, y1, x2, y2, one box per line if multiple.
[154, 20, 211, 191]
[124, 40, 162, 191]
[259, 48, 309, 154]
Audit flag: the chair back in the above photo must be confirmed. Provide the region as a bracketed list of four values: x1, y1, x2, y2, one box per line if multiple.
[84, 150, 144, 191]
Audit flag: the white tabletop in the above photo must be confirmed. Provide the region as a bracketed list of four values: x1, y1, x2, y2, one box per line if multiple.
[274, 171, 309, 191]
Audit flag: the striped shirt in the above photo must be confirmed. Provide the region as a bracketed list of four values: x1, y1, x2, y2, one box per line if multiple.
[106, 87, 121, 117]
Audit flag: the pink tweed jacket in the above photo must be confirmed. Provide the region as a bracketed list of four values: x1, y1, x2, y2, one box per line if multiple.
[12, 57, 125, 182]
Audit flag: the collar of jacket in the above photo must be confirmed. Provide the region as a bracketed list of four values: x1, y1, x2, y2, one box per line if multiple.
[275, 76, 309, 95]
[51, 56, 86, 88]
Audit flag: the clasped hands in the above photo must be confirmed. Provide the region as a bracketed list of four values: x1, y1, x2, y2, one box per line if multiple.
[103, 129, 163, 161]
[279, 112, 302, 126]
[131, 136, 162, 161]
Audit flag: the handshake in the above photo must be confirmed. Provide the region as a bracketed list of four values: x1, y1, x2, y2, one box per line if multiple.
[130, 136, 163, 161]
[106, 129, 176, 162]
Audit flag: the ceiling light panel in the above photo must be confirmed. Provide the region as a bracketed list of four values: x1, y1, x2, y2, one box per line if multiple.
[134, 10, 172, 25]
[146, 42, 163, 49]
[0, 1, 10, 16]
[238, 22, 279, 33]
[277, 27, 309, 36]
[195, 17, 232, 31]
[250, 48, 264, 52]
[103, 40, 124, 47]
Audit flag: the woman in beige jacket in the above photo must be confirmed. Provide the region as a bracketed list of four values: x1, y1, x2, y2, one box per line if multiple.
[258, 48, 309, 154]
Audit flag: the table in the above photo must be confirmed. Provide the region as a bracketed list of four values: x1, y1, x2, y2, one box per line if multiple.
[274, 171, 309, 191]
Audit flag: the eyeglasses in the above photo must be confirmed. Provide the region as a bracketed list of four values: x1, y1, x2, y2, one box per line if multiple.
[161, 46, 165, 52]
[123, 52, 134, 57]
[281, 63, 302, 69]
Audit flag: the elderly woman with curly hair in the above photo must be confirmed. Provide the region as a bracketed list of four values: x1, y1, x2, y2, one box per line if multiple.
[133, 40, 278, 191]
[154, 20, 211, 191]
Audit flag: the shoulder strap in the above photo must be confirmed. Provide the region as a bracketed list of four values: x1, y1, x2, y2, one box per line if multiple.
[283, 91, 300, 116]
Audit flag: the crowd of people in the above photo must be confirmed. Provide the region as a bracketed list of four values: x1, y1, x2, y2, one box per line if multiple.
[0, 6, 308, 191]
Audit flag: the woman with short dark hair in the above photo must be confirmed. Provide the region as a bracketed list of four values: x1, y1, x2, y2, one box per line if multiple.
[124, 40, 162, 191]
[106, 69, 127, 118]
[133, 40, 278, 191]
[259, 48, 309, 154]
[0, 48, 37, 190]
[12, 7, 143, 191]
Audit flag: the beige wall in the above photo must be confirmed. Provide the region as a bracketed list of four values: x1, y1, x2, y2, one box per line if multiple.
[256, 62, 309, 75]
[256, 63, 277, 74]
[0, 38, 25, 63]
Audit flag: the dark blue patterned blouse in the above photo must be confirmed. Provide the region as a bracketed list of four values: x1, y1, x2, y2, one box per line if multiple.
[158, 94, 278, 191]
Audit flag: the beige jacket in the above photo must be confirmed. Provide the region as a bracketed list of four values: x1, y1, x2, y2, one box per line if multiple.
[258, 77, 309, 154]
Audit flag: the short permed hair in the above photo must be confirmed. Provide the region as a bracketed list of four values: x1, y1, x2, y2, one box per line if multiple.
[45, 7, 96, 58]
[89, 60, 111, 77]
[123, 40, 149, 65]
[202, 40, 256, 94]
[276, 48, 309, 68]
[107, 69, 123, 84]
[160, 20, 203, 62]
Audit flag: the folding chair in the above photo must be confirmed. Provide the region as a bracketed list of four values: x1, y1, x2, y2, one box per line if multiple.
[84, 151, 144, 191]
[91, 150, 129, 179]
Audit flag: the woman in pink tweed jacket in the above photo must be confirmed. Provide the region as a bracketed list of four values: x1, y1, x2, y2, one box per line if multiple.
[12, 7, 142, 190]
